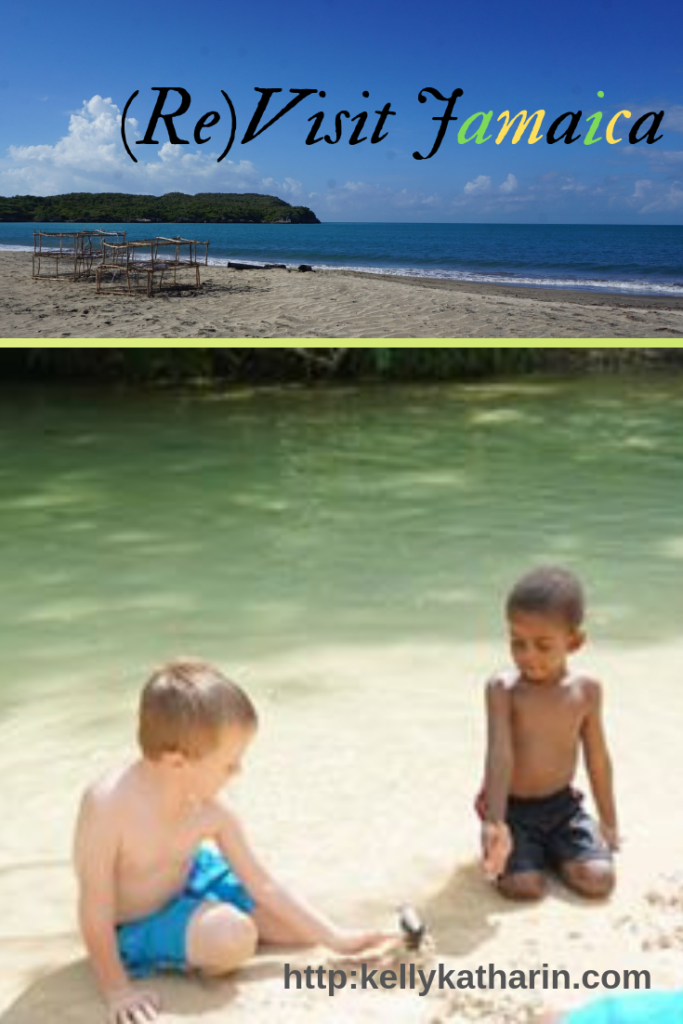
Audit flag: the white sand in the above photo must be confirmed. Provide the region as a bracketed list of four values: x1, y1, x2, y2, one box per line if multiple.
[1, 640, 682, 1023]
[1, 252, 683, 338]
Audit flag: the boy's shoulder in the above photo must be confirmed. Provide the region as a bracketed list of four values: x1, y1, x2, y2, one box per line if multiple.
[485, 669, 526, 699]
[559, 670, 603, 700]
[79, 765, 133, 816]
[483, 671, 517, 714]
[74, 768, 133, 863]
[485, 670, 603, 700]
[486, 669, 518, 691]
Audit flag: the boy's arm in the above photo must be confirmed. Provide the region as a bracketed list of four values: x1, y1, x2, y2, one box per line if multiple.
[215, 806, 388, 954]
[481, 679, 514, 876]
[73, 792, 159, 1020]
[483, 678, 514, 823]
[580, 680, 619, 849]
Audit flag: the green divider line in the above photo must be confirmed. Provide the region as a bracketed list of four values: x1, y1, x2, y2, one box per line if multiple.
[1, 339, 682, 349]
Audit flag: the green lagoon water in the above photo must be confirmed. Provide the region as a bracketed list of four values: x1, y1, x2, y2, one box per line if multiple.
[2, 375, 683, 715]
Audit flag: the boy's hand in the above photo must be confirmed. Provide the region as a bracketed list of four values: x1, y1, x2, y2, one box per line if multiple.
[481, 821, 512, 878]
[328, 927, 400, 956]
[106, 987, 161, 1024]
[600, 822, 620, 851]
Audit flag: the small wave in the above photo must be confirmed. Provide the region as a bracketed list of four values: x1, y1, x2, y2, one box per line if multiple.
[2, 244, 682, 296]
[308, 264, 683, 297]
[0, 244, 35, 253]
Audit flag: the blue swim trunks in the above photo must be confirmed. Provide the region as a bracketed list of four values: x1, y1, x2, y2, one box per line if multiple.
[565, 991, 683, 1023]
[117, 846, 255, 978]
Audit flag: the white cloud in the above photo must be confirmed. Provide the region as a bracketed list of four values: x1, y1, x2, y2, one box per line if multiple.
[626, 104, 683, 135]
[632, 179, 652, 199]
[464, 174, 492, 194]
[7, 95, 123, 182]
[499, 173, 518, 194]
[0, 95, 299, 200]
[663, 106, 683, 134]
[618, 147, 683, 176]
[262, 175, 304, 197]
[312, 181, 444, 215]
[559, 177, 588, 192]
[640, 181, 683, 212]
[453, 173, 529, 208]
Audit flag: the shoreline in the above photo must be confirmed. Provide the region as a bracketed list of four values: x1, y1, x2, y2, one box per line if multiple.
[2, 251, 683, 338]
[4, 244, 683, 304]
[335, 269, 683, 311]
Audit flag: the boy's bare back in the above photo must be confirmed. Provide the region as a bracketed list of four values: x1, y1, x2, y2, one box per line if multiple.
[74, 764, 230, 924]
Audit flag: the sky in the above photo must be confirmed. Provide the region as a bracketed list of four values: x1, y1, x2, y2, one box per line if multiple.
[0, 0, 682, 223]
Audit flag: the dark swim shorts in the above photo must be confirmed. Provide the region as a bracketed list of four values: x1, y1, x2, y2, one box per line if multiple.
[505, 787, 611, 875]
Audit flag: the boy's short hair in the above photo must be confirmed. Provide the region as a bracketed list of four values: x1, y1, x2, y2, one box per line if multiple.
[506, 566, 585, 629]
[138, 659, 257, 760]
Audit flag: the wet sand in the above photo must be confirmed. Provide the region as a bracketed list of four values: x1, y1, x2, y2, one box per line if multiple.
[1, 251, 683, 338]
[1, 641, 682, 1023]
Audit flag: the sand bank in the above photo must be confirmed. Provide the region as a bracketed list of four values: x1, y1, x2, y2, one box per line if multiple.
[1, 251, 683, 339]
[1, 641, 682, 1024]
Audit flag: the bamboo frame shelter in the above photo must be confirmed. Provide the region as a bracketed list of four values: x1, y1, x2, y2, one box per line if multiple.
[96, 236, 210, 297]
[32, 230, 127, 280]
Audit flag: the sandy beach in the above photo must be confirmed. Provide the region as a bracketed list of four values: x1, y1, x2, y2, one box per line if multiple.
[1, 640, 682, 1024]
[1, 251, 683, 339]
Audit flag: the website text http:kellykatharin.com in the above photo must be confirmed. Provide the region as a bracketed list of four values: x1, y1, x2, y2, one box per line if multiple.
[283, 962, 652, 998]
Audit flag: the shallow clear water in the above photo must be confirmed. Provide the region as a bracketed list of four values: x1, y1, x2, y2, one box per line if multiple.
[2, 222, 682, 295]
[2, 376, 683, 716]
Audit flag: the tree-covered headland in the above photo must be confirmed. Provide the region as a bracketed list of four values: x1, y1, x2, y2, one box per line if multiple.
[0, 192, 321, 224]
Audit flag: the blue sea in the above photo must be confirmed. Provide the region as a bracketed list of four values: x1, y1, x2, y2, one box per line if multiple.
[2, 221, 683, 297]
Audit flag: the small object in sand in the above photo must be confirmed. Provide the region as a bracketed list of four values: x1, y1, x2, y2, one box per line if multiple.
[297, 264, 313, 272]
[398, 904, 427, 951]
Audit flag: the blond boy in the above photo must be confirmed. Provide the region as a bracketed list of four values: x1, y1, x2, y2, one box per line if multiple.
[74, 660, 389, 1022]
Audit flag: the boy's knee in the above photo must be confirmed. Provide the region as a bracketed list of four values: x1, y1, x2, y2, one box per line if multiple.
[229, 912, 259, 962]
[188, 904, 258, 975]
[498, 871, 547, 901]
[562, 859, 615, 899]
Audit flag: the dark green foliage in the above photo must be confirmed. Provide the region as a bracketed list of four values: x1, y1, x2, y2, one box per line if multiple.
[0, 192, 321, 224]
[4, 348, 681, 384]
[361, 348, 541, 379]
[0, 348, 546, 384]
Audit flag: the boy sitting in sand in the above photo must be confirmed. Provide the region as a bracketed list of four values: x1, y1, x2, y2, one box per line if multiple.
[479, 567, 619, 901]
[74, 659, 391, 1023]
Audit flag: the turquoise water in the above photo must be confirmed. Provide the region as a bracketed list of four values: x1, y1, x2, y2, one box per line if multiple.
[3, 377, 683, 713]
[2, 222, 682, 295]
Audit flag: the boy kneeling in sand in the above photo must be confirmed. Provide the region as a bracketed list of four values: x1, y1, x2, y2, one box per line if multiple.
[479, 567, 619, 900]
[74, 659, 390, 1023]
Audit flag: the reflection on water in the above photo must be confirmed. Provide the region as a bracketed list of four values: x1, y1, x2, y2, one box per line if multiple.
[1, 376, 683, 711]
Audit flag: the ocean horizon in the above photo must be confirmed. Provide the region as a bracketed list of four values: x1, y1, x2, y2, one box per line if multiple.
[2, 221, 682, 297]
